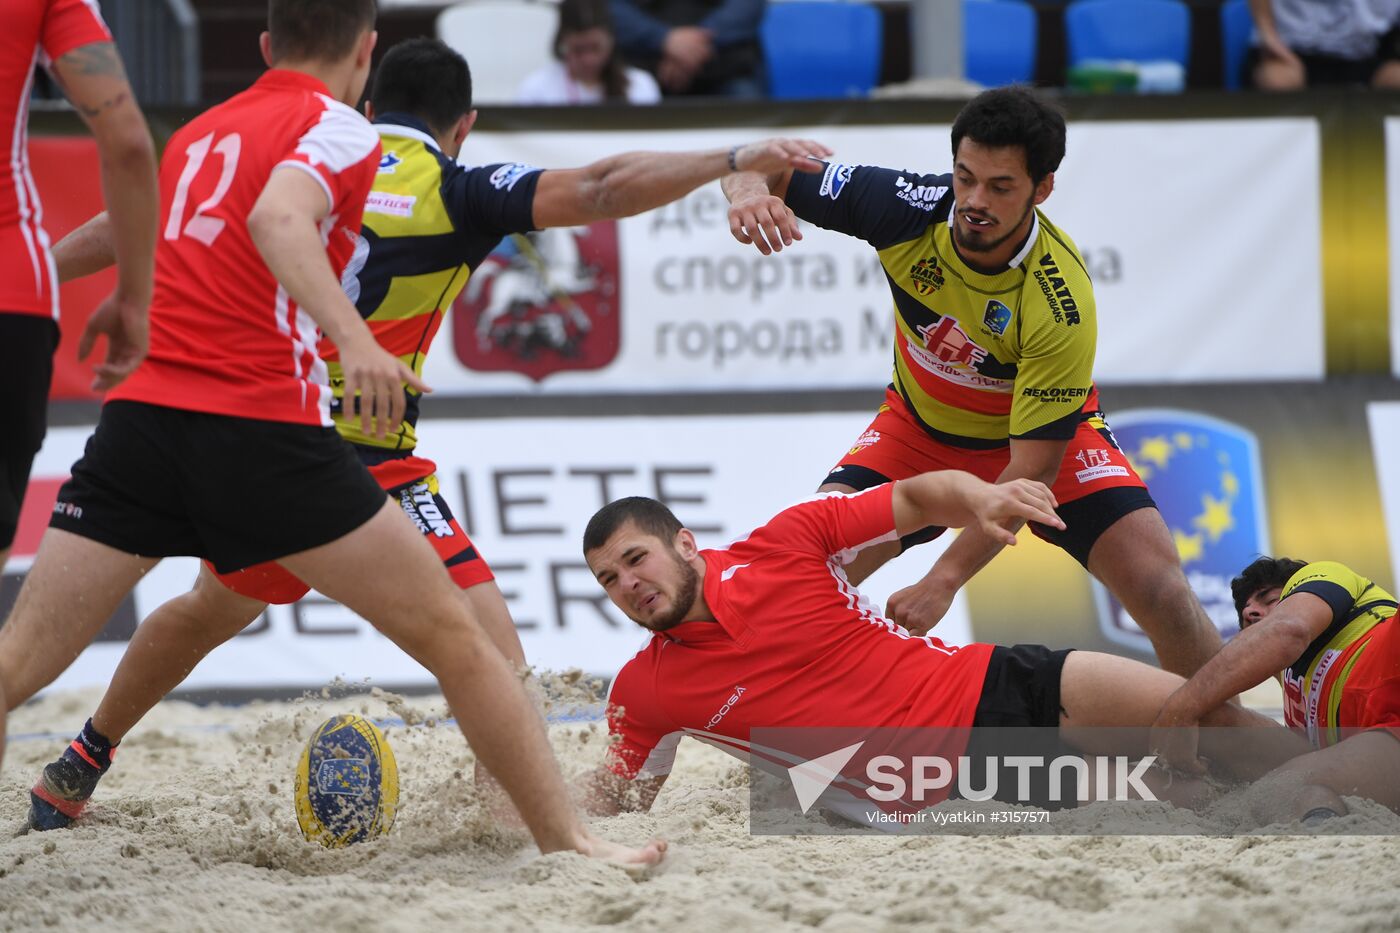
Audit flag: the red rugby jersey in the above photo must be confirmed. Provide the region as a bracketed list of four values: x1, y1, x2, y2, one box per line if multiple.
[604, 484, 995, 784]
[108, 69, 380, 425]
[0, 0, 111, 320]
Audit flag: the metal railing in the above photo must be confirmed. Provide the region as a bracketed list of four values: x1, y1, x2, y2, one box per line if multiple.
[99, 0, 201, 107]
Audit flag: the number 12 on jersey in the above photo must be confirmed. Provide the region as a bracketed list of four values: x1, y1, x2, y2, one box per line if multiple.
[164, 132, 243, 247]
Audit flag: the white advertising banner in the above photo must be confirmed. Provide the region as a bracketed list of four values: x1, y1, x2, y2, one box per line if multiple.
[19, 418, 972, 693]
[1367, 400, 1400, 590]
[419, 117, 1322, 396]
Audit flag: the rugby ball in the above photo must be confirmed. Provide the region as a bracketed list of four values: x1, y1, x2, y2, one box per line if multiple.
[294, 714, 398, 847]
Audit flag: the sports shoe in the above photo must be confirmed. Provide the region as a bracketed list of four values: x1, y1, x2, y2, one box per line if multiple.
[28, 740, 110, 831]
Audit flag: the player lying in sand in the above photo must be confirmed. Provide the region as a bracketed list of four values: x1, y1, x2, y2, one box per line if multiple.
[574, 472, 1314, 821]
[1152, 556, 1400, 823]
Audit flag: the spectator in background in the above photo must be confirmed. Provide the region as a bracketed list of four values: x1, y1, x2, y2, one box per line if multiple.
[610, 0, 766, 98]
[1248, 0, 1400, 89]
[518, 0, 661, 104]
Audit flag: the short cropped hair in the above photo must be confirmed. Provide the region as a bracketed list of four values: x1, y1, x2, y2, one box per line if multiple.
[583, 497, 683, 555]
[1231, 556, 1308, 625]
[370, 38, 473, 134]
[950, 85, 1067, 184]
[268, 0, 377, 65]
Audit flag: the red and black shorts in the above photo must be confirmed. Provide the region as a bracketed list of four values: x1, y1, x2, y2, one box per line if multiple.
[213, 450, 492, 605]
[48, 400, 387, 573]
[1336, 617, 1400, 736]
[824, 387, 1155, 566]
[0, 313, 59, 550]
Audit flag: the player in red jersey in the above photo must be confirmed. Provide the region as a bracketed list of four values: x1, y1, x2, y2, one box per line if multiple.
[576, 474, 1305, 817]
[25, 36, 830, 832]
[0, 0, 662, 867]
[0, 0, 156, 571]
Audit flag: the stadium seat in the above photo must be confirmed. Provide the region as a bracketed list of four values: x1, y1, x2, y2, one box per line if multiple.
[436, 1, 557, 105]
[1220, 0, 1255, 90]
[1064, 0, 1191, 69]
[963, 0, 1037, 87]
[761, 2, 883, 99]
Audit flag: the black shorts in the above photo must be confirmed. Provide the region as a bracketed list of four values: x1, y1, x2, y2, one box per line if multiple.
[48, 401, 388, 573]
[0, 314, 59, 550]
[959, 644, 1077, 810]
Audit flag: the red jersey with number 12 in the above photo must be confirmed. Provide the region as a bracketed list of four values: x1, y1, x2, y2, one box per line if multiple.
[109, 69, 381, 425]
[0, 0, 111, 319]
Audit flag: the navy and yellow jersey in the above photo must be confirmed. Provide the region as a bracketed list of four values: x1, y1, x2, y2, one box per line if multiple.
[1276, 561, 1397, 745]
[786, 163, 1098, 450]
[322, 113, 542, 450]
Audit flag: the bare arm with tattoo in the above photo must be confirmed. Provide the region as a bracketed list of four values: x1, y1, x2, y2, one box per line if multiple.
[48, 41, 158, 390]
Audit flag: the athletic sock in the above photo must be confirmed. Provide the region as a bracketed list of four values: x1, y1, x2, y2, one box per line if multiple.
[28, 720, 119, 830]
[71, 718, 118, 772]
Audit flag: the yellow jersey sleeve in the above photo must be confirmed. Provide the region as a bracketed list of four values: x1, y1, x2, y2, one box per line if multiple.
[1282, 561, 1371, 625]
[1009, 244, 1097, 440]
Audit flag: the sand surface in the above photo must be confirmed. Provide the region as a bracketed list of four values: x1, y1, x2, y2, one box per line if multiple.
[3, 684, 1399, 933]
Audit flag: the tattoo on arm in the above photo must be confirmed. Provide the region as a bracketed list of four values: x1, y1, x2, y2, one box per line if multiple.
[52, 42, 133, 118]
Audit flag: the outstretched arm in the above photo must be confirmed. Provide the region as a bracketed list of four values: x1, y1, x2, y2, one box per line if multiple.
[1155, 593, 1328, 729]
[1149, 592, 1329, 773]
[890, 468, 1064, 544]
[50, 41, 158, 390]
[887, 439, 1067, 633]
[530, 137, 829, 229]
[722, 166, 801, 255]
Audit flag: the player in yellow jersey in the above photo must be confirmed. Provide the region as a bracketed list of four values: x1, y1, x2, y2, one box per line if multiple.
[721, 86, 1221, 679]
[1151, 556, 1400, 822]
[27, 36, 830, 830]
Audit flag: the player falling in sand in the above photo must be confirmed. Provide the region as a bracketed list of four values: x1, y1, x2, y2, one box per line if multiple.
[722, 86, 1222, 678]
[575, 475, 1318, 822]
[23, 33, 832, 835]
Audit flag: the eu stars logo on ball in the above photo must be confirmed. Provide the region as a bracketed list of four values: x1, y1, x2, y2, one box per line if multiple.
[294, 715, 398, 847]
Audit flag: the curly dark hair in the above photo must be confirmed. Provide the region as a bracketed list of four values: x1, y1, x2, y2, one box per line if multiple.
[1231, 556, 1308, 626]
[950, 85, 1067, 184]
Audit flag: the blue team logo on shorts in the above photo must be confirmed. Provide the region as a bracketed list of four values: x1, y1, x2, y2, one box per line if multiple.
[1092, 410, 1270, 651]
[983, 300, 1012, 336]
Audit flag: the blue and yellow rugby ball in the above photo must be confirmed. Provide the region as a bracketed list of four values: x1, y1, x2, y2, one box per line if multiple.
[294, 714, 398, 847]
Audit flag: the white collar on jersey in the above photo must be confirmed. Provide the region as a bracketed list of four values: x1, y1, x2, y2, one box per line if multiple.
[948, 200, 1041, 271]
[374, 123, 441, 154]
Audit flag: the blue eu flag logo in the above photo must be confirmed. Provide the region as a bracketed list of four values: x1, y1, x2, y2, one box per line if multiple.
[983, 300, 1012, 336]
[1094, 410, 1270, 650]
